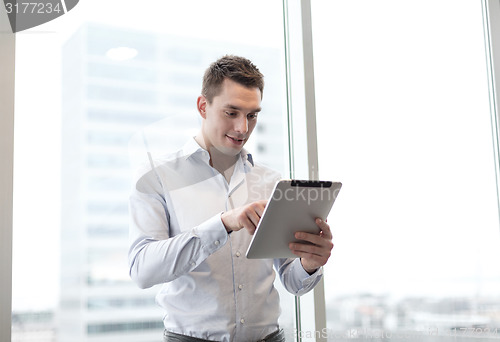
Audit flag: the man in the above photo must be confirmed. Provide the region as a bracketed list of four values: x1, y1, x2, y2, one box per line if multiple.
[128, 55, 333, 342]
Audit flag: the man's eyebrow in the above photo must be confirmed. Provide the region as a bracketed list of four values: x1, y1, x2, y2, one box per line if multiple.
[224, 104, 262, 113]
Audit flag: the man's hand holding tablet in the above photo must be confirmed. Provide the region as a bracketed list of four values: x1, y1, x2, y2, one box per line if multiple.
[290, 217, 334, 274]
[221, 196, 334, 273]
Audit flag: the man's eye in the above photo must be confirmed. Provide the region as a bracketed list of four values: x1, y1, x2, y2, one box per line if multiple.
[225, 112, 237, 116]
[248, 113, 258, 119]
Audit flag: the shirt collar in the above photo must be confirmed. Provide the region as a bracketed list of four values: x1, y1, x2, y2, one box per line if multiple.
[241, 148, 254, 167]
[182, 137, 207, 159]
[182, 137, 254, 168]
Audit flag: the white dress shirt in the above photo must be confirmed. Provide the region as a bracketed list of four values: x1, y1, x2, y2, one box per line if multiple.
[128, 137, 323, 342]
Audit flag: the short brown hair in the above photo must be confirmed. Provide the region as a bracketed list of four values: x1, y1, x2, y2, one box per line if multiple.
[202, 55, 264, 103]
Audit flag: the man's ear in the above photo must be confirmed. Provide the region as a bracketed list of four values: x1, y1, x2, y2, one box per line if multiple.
[197, 95, 207, 119]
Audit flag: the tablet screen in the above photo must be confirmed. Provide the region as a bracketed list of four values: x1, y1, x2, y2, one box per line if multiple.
[246, 179, 342, 259]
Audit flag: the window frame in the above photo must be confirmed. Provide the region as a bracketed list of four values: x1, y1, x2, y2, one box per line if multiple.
[0, 4, 15, 342]
[483, 0, 500, 222]
[287, 0, 500, 341]
[283, 0, 326, 340]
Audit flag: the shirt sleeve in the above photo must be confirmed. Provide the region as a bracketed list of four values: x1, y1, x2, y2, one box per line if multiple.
[274, 258, 323, 296]
[128, 166, 228, 289]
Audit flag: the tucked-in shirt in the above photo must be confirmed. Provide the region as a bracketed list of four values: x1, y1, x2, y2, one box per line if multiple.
[128, 137, 323, 342]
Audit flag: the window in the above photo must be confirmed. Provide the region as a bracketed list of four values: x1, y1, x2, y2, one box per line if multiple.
[7, 1, 500, 341]
[11, 1, 292, 341]
[313, 0, 500, 340]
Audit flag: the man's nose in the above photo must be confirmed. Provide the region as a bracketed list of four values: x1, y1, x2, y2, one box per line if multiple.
[235, 116, 248, 133]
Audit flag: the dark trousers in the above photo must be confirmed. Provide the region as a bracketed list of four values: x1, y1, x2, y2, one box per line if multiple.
[163, 328, 286, 342]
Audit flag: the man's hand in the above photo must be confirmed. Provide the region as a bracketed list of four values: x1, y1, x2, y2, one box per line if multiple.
[289, 218, 333, 274]
[221, 200, 267, 235]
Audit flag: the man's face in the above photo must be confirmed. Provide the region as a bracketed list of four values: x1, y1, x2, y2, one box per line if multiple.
[198, 78, 262, 157]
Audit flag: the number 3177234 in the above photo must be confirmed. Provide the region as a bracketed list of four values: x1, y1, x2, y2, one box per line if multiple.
[5, 2, 62, 14]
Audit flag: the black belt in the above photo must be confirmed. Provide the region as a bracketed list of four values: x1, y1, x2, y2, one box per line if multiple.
[163, 328, 286, 342]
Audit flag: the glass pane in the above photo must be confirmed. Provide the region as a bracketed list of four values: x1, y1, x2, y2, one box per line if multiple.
[12, 1, 292, 341]
[313, 0, 500, 341]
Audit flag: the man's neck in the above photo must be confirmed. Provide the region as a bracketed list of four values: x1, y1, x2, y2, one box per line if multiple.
[210, 149, 238, 183]
[195, 135, 239, 183]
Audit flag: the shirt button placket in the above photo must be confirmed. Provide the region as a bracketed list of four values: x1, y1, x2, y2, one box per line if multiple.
[233, 248, 245, 332]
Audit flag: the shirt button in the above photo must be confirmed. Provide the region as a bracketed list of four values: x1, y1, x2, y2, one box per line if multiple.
[214, 240, 220, 246]
[190, 262, 195, 266]
[240, 318, 245, 324]
[235, 251, 241, 257]
[238, 284, 243, 290]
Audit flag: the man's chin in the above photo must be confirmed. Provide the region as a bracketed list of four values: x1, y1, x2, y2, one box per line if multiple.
[220, 145, 244, 156]
[207, 145, 243, 158]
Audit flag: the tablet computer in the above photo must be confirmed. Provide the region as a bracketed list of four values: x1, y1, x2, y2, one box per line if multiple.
[246, 179, 342, 259]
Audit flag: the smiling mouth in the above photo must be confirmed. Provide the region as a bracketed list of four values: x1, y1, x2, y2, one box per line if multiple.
[226, 135, 245, 144]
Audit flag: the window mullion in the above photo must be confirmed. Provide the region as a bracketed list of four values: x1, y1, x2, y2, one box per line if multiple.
[483, 0, 500, 230]
[0, 4, 15, 342]
[283, 0, 327, 341]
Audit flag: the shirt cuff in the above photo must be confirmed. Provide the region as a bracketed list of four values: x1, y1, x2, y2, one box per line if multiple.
[191, 213, 228, 255]
[296, 259, 323, 287]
